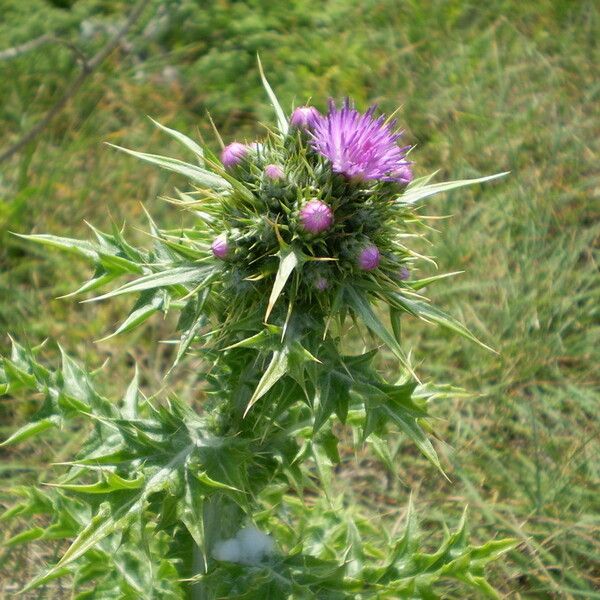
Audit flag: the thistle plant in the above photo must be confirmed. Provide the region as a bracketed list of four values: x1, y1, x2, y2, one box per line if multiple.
[0, 66, 514, 598]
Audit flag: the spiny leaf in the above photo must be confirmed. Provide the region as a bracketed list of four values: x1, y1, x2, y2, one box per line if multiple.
[98, 292, 164, 341]
[392, 295, 496, 352]
[345, 287, 416, 379]
[14, 233, 99, 260]
[0, 417, 59, 447]
[257, 55, 289, 135]
[85, 266, 205, 302]
[122, 366, 140, 420]
[408, 271, 463, 291]
[107, 144, 230, 190]
[399, 172, 508, 204]
[149, 117, 205, 164]
[45, 473, 145, 494]
[265, 247, 302, 322]
[244, 347, 290, 417]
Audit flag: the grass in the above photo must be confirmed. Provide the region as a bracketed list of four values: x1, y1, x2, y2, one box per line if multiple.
[1, 0, 598, 597]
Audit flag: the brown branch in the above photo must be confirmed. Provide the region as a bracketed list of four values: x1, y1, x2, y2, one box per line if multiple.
[0, 0, 150, 165]
[0, 33, 53, 61]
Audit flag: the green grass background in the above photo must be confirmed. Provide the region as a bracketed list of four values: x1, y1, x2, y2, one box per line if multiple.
[0, 0, 598, 597]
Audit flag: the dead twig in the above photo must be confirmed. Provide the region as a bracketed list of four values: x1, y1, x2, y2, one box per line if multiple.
[0, 33, 53, 61]
[0, 0, 150, 165]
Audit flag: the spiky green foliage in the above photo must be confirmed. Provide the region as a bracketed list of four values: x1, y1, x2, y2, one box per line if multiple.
[0, 77, 514, 597]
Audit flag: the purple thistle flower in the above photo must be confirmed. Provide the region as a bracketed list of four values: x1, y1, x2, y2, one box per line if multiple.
[395, 164, 413, 184]
[311, 99, 411, 182]
[264, 164, 284, 180]
[358, 244, 380, 271]
[221, 142, 248, 169]
[290, 106, 320, 129]
[299, 199, 334, 234]
[399, 266, 410, 280]
[211, 234, 229, 259]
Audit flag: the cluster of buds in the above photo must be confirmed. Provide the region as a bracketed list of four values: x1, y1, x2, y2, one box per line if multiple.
[211, 99, 414, 310]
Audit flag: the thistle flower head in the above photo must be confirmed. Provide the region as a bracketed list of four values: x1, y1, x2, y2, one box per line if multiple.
[399, 266, 410, 280]
[211, 234, 229, 259]
[264, 164, 284, 180]
[358, 244, 381, 271]
[221, 142, 248, 169]
[311, 99, 411, 182]
[299, 199, 334, 234]
[290, 106, 320, 129]
[395, 164, 413, 184]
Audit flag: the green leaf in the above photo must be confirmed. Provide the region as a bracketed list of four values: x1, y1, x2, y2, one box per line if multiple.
[244, 347, 290, 417]
[56, 502, 116, 569]
[408, 271, 463, 291]
[107, 144, 230, 190]
[257, 55, 289, 135]
[20, 566, 74, 594]
[122, 367, 140, 420]
[399, 172, 508, 204]
[265, 247, 301, 322]
[4, 526, 45, 547]
[314, 370, 351, 432]
[149, 117, 205, 164]
[377, 400, 443, 475]
[45, 473, 145, 494]
[14, 233, 99, 259]
[99, 292, 164, 340]
[392, 295, 495, 352]
[345, 287, 415, 377]
[86, 266, 205, 302]
[0, 417, 59, 447]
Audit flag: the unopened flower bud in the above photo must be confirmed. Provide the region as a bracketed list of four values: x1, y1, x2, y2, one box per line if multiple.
[264, 164, 284, 181]
[221, 142, 248, 169]
[290, 106, 320, 129]
[211, 234, 229, 259]
[299, 200, 334, 234]
[358, 244, 380, 271]
[399, 266, 410, 280]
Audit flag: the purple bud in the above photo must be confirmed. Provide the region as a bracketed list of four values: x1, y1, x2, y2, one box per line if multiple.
[299, 200, 334, 234]
[358, 244, 380, 271]
[264, 164, 284, 181]
[395, 164, 413, 184]
[399, 266, 410, 280]
[314, 276, 329, 291]
[290, 106, 320, 129]
[211, 234, 229, 259]
[221, 142, 248, 169]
